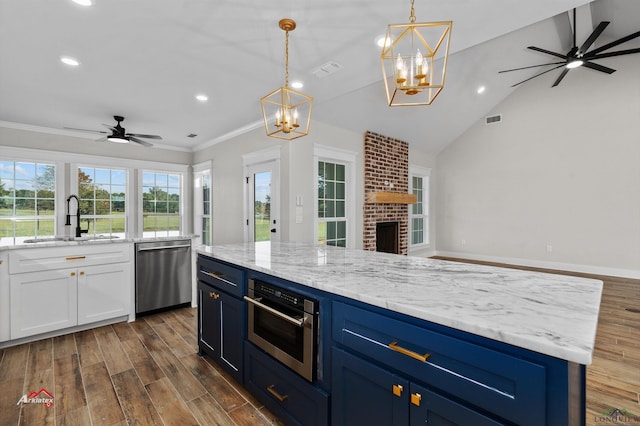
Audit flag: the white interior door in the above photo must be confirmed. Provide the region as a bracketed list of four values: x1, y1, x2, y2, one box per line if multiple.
[246, 161, 280, 242]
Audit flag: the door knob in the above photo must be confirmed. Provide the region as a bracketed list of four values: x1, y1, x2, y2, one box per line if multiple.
[270, 228, 276, 233]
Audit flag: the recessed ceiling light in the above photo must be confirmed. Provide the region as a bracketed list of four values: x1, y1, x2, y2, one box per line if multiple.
[291, 81, 304, 89]
[476, 86, 486, 94]
[60, 56, 80, 67]
[195, 94, 208, 102]
[72, 0, 92, 6]
[375, 35, 391, 48]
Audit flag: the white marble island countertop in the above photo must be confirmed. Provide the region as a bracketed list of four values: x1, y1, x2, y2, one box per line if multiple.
[198, 241, 603, 365]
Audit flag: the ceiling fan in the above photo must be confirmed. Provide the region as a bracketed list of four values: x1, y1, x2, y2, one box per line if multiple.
[66, 115, 162, 147]
[499, 8, 640, 87]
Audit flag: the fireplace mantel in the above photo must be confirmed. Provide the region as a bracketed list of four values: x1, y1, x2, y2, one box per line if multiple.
[365, 191, 417, 204]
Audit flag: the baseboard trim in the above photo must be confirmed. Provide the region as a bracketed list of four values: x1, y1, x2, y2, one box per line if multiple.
[433, 251, 640, 280]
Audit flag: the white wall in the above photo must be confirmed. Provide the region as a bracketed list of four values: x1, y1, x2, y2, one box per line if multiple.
[436, 54, 640, 278]
[195, 121, 436, 249]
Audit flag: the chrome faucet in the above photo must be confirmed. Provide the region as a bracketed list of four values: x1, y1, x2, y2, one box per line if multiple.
[66, 195, 88, 238]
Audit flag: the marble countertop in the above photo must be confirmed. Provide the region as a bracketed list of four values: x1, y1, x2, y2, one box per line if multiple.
[0, 235, 198, 251]
[198, 241, 603, 365]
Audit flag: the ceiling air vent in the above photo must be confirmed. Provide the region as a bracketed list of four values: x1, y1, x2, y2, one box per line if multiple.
[485, 114, 502, 125]
[312, 61, 343, 79]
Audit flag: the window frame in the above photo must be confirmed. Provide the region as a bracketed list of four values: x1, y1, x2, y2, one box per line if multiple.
[138, 168, 186, 239]
[314, 144, 357, 248]
[1, 147, 66, 244]
[409, 165, 431, 249]
[193, 161, 213, 246]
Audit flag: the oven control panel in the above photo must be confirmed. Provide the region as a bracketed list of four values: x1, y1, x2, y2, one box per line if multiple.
[251, 279, 317, 313]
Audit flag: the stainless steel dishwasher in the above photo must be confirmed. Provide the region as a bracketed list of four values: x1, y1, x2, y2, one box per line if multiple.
[135, 239, 192, 314]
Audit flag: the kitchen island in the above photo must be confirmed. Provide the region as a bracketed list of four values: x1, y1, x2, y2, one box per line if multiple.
[197, 241, 603, 426]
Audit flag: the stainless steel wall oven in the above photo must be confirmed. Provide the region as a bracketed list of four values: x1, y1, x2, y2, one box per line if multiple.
[245, 279, 319, 381]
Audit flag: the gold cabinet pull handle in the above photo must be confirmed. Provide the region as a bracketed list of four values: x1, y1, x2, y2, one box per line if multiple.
[392, 384, 403, 397]
[71, 272, 76, 276]
[411, 393, 422, 406]
[388, 341, 431, 363]
[80, 271, 85, 276]
[209, 291, 220, 299]
[66, 256, 86, 261]
[202, 270, 224, 279]
[266, 385, 288, 402]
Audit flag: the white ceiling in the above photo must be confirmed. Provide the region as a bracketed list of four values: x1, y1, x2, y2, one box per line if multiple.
[1, 0, 638, 154]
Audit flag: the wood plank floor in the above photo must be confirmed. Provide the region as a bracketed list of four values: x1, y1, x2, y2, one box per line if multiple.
[1, 260, 638, 425]
[0, 307, 284, 426]
[433, 257, 640, 426]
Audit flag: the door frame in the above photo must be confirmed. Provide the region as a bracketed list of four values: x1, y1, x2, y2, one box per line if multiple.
[242, 147, 281, 243]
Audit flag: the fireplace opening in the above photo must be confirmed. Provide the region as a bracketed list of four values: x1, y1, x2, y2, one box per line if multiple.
[376, 222, 399, 254]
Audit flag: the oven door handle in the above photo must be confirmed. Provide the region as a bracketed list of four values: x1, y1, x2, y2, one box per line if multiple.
[243, 295, 305, 327]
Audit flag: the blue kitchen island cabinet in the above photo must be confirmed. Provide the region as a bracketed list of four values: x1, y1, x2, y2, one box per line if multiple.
[197, 255, 245, 384]
[197, 242, 603, 426]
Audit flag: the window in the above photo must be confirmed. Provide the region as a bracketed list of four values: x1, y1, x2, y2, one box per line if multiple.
[142, 171, 182, 237]
[194, 163, 212, 246]
[0, 161, 56, 244]
[77, 166, 127, 237]
[317, 160, 347, 247]
[410, 169, 430, 247]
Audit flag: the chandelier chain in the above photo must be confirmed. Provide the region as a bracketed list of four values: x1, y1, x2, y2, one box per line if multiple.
[285, 29, 289, 88]
[409, 0, 416, 23]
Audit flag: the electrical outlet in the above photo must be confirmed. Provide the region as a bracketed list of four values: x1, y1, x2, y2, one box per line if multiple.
[461, 239, 467, 246]
[546, 245, 553, 253]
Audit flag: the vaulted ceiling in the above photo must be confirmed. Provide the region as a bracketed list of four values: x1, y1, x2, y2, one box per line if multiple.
[1, 0, 638, 154]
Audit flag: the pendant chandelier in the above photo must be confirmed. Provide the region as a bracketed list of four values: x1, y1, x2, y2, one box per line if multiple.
[261, 18, 313, 140]
[381, 0, 452, 106]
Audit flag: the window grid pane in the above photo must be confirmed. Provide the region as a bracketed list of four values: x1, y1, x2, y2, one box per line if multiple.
[143, 171, 181, 238]
[410, 175, 429, 246]
[78, 166, 127, 238]
[0, 161, 56, 244]
[318, 160, 347, 246]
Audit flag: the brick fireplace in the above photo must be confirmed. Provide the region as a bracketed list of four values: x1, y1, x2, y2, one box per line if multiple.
[363, 131, 410, 255]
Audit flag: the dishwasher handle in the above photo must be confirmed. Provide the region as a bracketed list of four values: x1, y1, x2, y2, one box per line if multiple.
[137, 244, 191, 252]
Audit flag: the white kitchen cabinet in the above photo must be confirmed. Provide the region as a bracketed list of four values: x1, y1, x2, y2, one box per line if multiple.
[0, 251, 10, 342]
[77, 262, 130, 325]
[10, 268, 78, 339]
[8, 243, 132, 340]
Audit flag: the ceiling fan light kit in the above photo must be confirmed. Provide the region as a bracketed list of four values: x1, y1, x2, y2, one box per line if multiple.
[500, 8, 640, 87]
[261, 18, 313, 140]
[380, 0, 452, 106]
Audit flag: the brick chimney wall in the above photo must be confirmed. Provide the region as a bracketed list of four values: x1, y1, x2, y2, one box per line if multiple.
[363, 131, 409, 254]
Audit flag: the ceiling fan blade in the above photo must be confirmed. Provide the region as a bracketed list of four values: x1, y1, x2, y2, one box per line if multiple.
[510, 64, 565, 87]
[587, 30, 640, 56]
[586, 47, 640, 60]
[126, 133, 162, 140]
[579, 21, 610, 53]
[102, 123, 117, 131]
[527, 46, 568, 60]
[582, 61, 616, 74]
[64, 126, 108, 134]
[498, 61, 565, 73]
[128, 136, 154, 147]
[95, 136, 108, 142]
[552, 68, 570, 87]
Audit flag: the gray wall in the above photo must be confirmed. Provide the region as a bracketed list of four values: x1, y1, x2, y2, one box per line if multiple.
[436, 54, 640, 277]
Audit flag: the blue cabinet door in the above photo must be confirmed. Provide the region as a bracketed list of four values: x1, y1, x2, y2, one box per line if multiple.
[332, 347, 409, 426]
[409, 382, 506, 426]
[197, 280, 244, 384]
[218, 290, 243, 383]
[198, 280, 220, 358]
